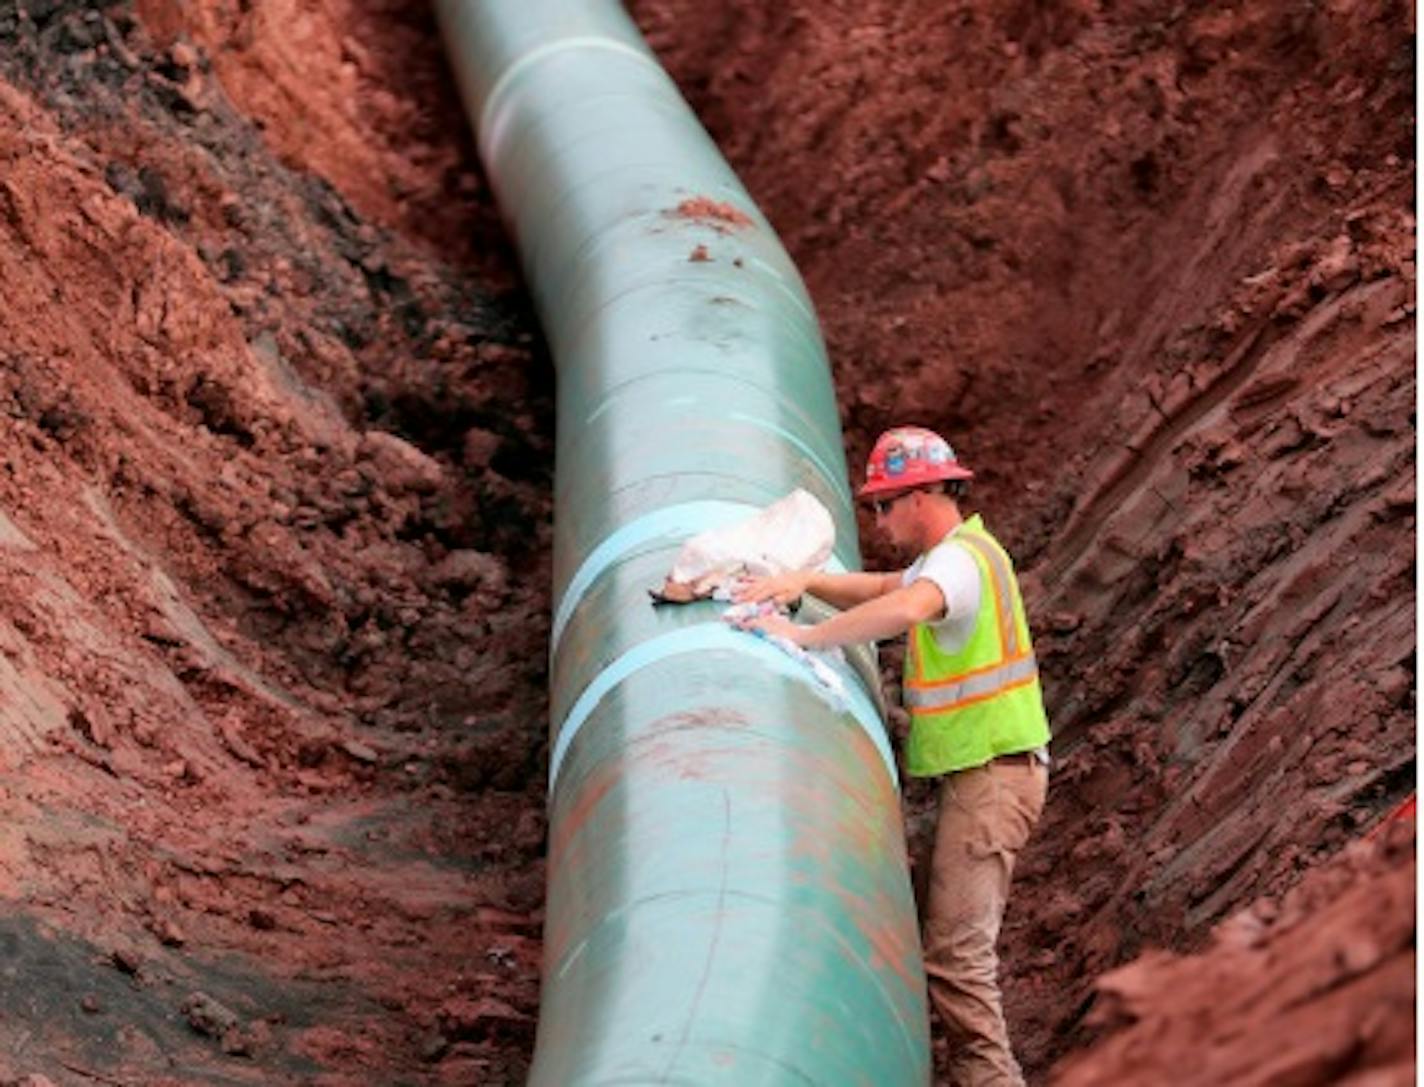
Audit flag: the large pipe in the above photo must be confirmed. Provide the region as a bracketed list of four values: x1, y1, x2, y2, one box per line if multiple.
[435, 3, 930, 1082]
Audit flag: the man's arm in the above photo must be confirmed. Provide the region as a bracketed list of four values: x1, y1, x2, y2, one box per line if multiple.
[735, 569, 902, 610]
[735, 578, 946, 649]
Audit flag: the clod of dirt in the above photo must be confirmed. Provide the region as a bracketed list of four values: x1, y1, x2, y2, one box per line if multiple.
[182, 991, 240, 1037]
[461, 427, 502, 469]
[67, 704, 115, 749]
[425, 549, 507, 599]
[146, 916, 185, 948]
[436, 995, 536, 1044]
[109, 949, 142, 977]
[672, 195, 753, 229]
[182, 990, 258, 1056]
[357, 429, 446, 494]
[340, 738, 380, 764]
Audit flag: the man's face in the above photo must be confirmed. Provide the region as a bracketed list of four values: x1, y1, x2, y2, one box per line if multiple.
[870, 489, 919, 554]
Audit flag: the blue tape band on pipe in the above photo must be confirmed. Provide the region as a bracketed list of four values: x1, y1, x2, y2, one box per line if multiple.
[548, 622, 894, 792]
[550, 500, 757, 651]
[550, 499, 849, 654]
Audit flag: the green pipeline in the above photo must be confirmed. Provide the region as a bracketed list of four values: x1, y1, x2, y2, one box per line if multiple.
[435, 2, 930, 1082]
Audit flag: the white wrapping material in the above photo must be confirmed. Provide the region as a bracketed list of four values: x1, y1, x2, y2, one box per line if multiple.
[723, 601, 850, 707]
[667, 489, 835, 596]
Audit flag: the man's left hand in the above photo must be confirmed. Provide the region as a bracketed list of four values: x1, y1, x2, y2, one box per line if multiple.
[732, 610, 806, 646]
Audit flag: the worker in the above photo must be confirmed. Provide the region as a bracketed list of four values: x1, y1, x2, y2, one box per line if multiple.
[733, 425, 1050, 1087]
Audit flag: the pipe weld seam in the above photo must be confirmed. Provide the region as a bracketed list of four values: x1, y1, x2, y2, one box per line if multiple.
[551, 500, 757, 651]
[726, 411, 847, 495]
[547, 622, 893, 792]
[479, 37, 668, 156]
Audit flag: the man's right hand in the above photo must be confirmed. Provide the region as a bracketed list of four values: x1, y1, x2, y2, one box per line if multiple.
[732, 570, 813, 607]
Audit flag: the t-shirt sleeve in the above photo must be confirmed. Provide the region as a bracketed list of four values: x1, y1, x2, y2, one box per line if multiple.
[905, 541, 981, 625]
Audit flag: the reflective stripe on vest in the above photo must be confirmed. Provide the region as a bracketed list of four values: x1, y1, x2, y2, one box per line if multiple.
[905, 525, 1036, 704]
[957, 530, 1020, 660]
[904, 651, 1038, 712]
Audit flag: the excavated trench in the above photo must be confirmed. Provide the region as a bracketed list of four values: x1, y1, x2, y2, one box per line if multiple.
[0, 1, 1413, 1085]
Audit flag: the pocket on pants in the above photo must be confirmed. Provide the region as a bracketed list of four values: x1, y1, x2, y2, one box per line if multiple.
[950, 766, 1042, 861]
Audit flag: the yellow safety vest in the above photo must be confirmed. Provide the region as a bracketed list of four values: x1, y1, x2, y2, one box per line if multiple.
[902, 515, 1051, 776]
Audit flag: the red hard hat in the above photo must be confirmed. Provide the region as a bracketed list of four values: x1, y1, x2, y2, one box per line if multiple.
[857, 426, 973, 499]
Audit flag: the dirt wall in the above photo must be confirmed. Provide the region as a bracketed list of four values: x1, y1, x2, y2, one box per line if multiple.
[0, 2, 547, 1082]
[631, 0, 1415, 1074]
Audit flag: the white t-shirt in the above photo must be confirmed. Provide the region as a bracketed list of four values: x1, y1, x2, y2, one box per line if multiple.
[900, 528, 983, 654]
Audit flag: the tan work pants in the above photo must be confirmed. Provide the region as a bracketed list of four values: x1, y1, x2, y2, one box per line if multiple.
[923, 757, 1048, 1087]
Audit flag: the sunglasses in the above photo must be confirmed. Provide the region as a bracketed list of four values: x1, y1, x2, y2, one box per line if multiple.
[871, 491, 916, 517]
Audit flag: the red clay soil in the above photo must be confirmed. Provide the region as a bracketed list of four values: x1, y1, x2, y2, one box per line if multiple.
[0, 3, 548, 1083]
[0, 0, 1413, 1085]
[635, 0, 1415, 1078]
[1052, 818, 1415, 1086]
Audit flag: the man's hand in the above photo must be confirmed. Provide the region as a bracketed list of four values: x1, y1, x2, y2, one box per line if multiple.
[729, 609, 806, 646]
[732, 579, 945, 653]
[733, 570, 812, 607]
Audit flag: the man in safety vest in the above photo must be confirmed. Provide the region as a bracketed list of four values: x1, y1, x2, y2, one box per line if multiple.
[734, 425, 1050, 1087]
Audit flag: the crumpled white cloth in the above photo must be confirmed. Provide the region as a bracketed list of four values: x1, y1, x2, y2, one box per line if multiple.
[666, 489, 835, 600]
